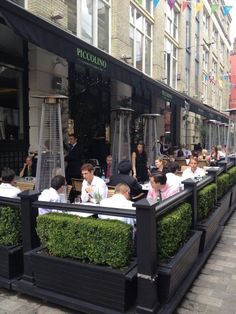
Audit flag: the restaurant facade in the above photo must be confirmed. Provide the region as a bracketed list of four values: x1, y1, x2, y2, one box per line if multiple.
[0, 0, 229, 173]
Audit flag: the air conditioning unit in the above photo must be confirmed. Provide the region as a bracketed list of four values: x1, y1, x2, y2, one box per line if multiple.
[51, 11, 64, 20]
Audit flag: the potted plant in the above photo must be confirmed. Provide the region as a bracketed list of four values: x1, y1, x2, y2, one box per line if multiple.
[0, 206, 23, 286]
[227, 167, 236, 207]
[156, 202, 202, 303]
[216, 173, 231, 223]
[29, 213, 137, 312]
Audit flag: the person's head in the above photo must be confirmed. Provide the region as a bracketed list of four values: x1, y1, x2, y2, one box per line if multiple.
[68, 134, 77, 145]
[118, 159, 132, 174]
[160, 135, 165, 143]
[166, 162, 179, 174]
[155, 158, 166, 171]
[25, 156, 33, 166]
[1, 168, 16, 184]
[106, 155, 112, 166]
[115, 183, 131, 200]
[149, 173, 167, 190]
[177, 149, 184, 157]
[202, 149, 208, 156]
[136, 142, 145, 154]
[189, 157, 198, 172]
[217, 145, 222, 152]
[81, 163, 94, 183]
[51, 175, 66, 192]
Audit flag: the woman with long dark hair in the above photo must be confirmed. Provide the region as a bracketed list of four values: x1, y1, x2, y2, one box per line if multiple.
[131, 143, 149, 183]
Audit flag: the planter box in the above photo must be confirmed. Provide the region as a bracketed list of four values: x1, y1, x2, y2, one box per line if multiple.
[197, 205, 223, 252]
[217, 191, 232, 224]
[157, 230, 201, 303]
[230, 184, 236, 208]
[30, 247, 137, 312]
[0, 245, 23, 279]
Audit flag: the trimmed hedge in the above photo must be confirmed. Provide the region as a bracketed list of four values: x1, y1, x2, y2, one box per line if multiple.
[217, 173, 230, 200]
[36, 213, 133, 269]
[157, 202, 192, 260]
[197, 183, 216, 221]
[227, 166, 236, 186]
[0, 206, 22, 246]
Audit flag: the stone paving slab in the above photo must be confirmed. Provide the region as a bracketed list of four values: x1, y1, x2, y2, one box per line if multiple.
[176, 210, 236, 314]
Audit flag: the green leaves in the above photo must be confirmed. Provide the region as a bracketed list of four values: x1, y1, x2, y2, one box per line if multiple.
[157, 202, 192, 260]
[217, 173, 230, 200]
[36, 213, 133, 269]
[0, 206, 22, 246]
[197, 183, 216, 221]
[227, 167, 236, 186]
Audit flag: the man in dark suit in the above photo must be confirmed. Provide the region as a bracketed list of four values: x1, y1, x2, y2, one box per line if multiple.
[109, 159, 142, 198]
[65, 134, 81, 184]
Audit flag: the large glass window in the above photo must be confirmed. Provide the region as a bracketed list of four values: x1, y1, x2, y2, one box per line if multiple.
[129, 5, 153, 75]
[164, 39, 178, 88]
[81, 0, 93, 45]
[165, 2, 179, 40]
[97, 0, 109, 51]
[0, 65, 24, 141]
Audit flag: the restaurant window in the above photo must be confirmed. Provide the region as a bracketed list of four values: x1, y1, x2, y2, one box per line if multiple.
[164, 39, 178, 88]
[0, 65, 24, 141]
[129, 5, 153, 75]
[165, 1, 179, 41]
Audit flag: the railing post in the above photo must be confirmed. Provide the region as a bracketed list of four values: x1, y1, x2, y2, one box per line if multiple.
[183, 179, 198, 228]
[135, 198, 159, 314]
[19, 190, 40, 282]
[218, 160, 228, 172]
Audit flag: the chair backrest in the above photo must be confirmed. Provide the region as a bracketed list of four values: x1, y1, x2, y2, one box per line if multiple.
[17, 181, 35, 191]
[107, 185, 115, 198]
[71, 178, 83, 193]
[175, 158, 186, 168]
[198, 160, 207, 168]
[66, 184, 73, 199]
[181, 165, 189, 172]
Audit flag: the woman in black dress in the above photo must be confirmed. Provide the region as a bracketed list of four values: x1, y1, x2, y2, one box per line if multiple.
[131, 143, 149, 183]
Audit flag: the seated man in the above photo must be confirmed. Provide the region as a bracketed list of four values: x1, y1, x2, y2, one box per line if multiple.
[0, 168, 21, 198]
[99, 183, 135, 225]
[165, 162, 183, 190]
[181, 157, 205, 181]
[81, 163, 108, 203]
[38, 175, 66, 215]
[147, 173, 179, 202]
[109, 159, 142, 198]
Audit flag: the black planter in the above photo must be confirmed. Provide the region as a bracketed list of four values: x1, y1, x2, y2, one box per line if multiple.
[217, 191, 232, 224]
[197, 205, 223, 252]
[0, 245, 23, 279]
[157, 230, 201, 303]
[230, 184, 236, 208]
[30, 247, 137, 312]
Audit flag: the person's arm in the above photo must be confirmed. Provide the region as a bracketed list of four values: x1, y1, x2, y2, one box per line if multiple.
[81, 181, 91, 203]
[19, 164, 27, 177]
[131, 152, 137, 178]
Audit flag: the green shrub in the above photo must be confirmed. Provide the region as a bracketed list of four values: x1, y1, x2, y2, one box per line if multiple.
[157, 202, 192, 260]
[227, 167, 236, 186]
[197, 183, 216, 221]
[0, 206, 22, 246]
[217, 173, 230, 200]
[36, 213, 133, 269]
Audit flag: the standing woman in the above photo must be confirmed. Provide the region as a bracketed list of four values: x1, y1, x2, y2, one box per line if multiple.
[132, 143, 149, 183]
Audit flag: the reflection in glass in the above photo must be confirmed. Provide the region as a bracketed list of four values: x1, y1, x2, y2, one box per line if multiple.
[145, 38, 151, 75]
[136, 31, 143, 71]
[98, 0, 109, 52]
[81, 0, 93, 44]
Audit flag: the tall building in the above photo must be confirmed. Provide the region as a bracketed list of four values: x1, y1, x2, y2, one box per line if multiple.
[230, 38, 236, 109]
[0, 0, 231, 172]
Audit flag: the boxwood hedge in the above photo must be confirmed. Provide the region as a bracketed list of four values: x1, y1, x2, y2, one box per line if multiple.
[36, 213, 134, 269]
[0, 206, 22, 246]
[197, 183, 216, 221]
[227, 166, 236, 186]
[217, 173, 230, 200]
[157, 202, 192, 260]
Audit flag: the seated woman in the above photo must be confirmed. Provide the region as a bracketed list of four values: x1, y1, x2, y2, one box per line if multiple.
[19, 156, 36, 177]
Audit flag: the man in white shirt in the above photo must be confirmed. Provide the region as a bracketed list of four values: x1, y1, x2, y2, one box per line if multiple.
[0, 168, 21, 198]
[181, 157, 205, 181]
[99, 183, 135, 225]
[38, 175, 66, 215]
[165, 162, 183, 190]
[81, 163, 108, 203]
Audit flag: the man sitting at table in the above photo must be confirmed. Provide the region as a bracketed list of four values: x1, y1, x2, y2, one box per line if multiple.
[99, 183, 135, 225]
[181, 156, 205, 181]
[38, 175, 66, 215]
[81, 163, 108, 203]
[0, 168, 21, 198]
[109, 159, 142, 198]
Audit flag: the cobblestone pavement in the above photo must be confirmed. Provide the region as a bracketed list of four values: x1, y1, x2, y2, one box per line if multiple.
[176, 210, 236, 314]
[1, 212, 236, 313]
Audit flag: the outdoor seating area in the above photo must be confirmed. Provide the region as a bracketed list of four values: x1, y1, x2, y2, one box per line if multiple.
[1, 157, 236, 313]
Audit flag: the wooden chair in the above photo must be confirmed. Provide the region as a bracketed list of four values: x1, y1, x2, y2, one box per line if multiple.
[175, 158, 187, 168]
[66, 185, 73, 200]
[16, 181, 35, 191]
[71, 178, 83, 193]
[107, 185, 115, 198]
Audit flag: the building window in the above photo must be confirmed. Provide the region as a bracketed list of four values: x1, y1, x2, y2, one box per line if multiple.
[165, 2, 179, 40]
[202, 73, 208, 103]
[219, 40, 224, 60]
[76, 0, 110, 53]
[203, 9, 209, 37]
[195, 60, 199, 95]
[164, 39, 178, 88]
[185, 5, 191, 93]
[195, 16, 200, 61]
[129, 5, 153, 75]
[134, 0, 153, 14]
[212, 26, 218, 48]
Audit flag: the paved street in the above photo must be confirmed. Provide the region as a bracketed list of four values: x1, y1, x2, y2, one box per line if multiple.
[1, 211, 236, 313]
